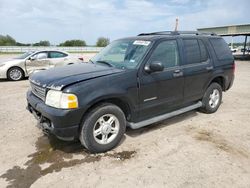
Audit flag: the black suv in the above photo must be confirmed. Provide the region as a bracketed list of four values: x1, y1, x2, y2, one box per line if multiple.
[27, 31, 235, 153]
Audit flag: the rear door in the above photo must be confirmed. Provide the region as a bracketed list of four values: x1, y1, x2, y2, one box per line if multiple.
[181, 38, 213, 103]
[138, 39, 184, 121]
[25, 51, 50, 75]
[48, 51, 69, 67]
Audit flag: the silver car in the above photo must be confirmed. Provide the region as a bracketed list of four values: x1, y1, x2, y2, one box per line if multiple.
[0, 50, 81, 81]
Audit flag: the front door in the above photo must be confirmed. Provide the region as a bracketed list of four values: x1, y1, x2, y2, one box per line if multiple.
[138, 39, 184, 121]
[25, 51, 50, 75]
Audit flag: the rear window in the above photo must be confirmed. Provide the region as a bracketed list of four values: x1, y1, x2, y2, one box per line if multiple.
[209, 38, 233, 61]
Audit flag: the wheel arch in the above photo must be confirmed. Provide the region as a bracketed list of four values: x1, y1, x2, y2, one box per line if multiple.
[78, 96, 133, 131]
[206, 75, 226, 91]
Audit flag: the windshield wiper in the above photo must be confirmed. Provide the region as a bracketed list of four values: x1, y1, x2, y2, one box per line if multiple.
[96, 60, 114, 67]
[89, 59, 94, 64]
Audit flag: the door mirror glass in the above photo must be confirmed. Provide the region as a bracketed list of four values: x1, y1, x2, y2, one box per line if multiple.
[145, 61, 164, 73]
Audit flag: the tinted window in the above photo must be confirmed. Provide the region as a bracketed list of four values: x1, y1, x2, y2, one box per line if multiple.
[183, 39, 200, 64]
[209, 38, 233, 60]
[49, 52, 67, 58]
[198, 40, 208, 62]
[148, 40, 179, 68]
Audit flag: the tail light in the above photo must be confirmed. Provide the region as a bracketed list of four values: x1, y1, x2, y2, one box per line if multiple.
[78, 57, 84, 61]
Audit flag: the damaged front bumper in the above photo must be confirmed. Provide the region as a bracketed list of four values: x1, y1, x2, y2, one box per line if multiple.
[26, 90, 83, 141]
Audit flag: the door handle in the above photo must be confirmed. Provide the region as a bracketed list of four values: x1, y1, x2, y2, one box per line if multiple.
[206, 66, 213, 71]
[173, 70, 183, 77]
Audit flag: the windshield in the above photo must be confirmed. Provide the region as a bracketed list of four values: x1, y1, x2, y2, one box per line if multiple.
[15, 51, 34, 59]
[91, 39, 151, 69]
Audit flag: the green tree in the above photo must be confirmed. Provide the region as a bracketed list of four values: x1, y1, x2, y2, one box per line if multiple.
[0, 35, 16, 46]
[33, 40, 50, 46]
[96, 37, 110, 47]
[16, 42, 31, 46]
[59, 40, 86, 47]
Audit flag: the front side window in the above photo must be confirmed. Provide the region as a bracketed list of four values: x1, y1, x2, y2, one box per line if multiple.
[91, 39, 151, 69]
[148, 40, 179, 68]
[49, 52, 67, 58]
[33, 52, 48, 60]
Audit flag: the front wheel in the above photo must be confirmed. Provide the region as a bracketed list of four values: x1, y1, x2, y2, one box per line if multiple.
[79, 103, 126, 153]
[7, 67, 24, 81]
[200, 83, 222, 114]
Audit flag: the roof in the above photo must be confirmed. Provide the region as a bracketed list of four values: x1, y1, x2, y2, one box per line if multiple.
[120, 31, 219, 41]
[197, 24, 250, 36]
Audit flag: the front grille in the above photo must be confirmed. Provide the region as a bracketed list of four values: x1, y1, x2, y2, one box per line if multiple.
[30, 83, 46, 101]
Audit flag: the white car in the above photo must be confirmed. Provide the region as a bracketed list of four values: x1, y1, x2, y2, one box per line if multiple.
[0, 50, 82, 81]
[229, 47, 237, 53]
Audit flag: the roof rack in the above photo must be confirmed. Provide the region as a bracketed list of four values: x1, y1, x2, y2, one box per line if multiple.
[138, 31, 217, 36]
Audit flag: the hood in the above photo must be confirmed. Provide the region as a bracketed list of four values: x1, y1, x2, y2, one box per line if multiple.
[29, 63, 124, 90]
[0, 59, 23, 65]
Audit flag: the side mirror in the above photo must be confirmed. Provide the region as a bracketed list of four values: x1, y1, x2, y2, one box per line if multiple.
[145, 61, 164, 73]
[29, 56, 36, 61]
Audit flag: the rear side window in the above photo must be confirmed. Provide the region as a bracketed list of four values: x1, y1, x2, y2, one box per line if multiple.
[183, 39, 201, 64]
[148, 40, 179, 68]
[209, 38, 233, 60]
[49, 52, 67, 58]
[198, 40, 208, 62]
[183, 39, 209, 64]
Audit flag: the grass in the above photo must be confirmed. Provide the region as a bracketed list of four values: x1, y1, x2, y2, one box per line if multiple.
[0, 52, 23, 55]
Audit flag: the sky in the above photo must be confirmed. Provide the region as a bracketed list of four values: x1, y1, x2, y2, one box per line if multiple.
[0, 0, 249, 45]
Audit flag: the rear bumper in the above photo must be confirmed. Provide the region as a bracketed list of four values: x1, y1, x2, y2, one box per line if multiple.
[26, 90, 84, 140]
[226, 74, 235, 91]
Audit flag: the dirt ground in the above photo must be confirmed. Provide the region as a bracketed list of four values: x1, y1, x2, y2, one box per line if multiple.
[0, 59, 250, 188]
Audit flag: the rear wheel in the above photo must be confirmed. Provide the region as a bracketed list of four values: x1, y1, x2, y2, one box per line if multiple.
[200, 83, 222, 114]
[7, 67, 24, 81]
[79, 103, 126, 153]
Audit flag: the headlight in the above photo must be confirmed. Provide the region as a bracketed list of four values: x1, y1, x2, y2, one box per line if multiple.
[45, 90, 78, 109]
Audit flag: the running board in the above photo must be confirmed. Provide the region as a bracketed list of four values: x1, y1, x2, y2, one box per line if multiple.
[128, 101, 202, 129]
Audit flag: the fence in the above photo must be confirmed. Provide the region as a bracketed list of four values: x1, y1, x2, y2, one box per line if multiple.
[0, 46, 104, 53]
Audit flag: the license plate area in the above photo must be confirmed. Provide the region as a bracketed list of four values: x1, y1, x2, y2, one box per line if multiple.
[27, 104, 54, 135]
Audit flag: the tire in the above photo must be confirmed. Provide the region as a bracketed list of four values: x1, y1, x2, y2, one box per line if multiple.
[7, 67, 24, 81]
[79, 103, 126, 153]
[200, 82, 222, 114]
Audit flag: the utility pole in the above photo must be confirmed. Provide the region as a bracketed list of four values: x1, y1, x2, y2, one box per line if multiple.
[174, 18, 179, 31]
